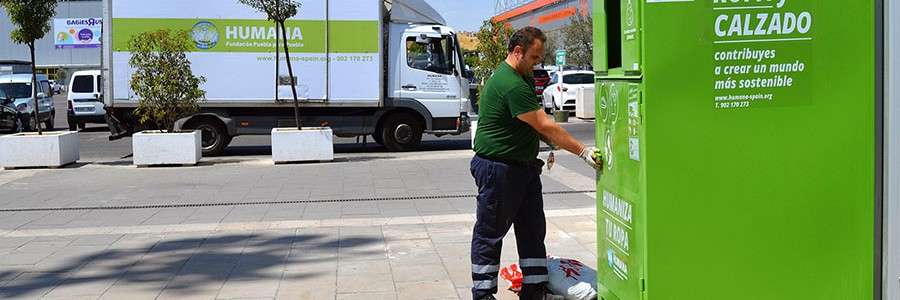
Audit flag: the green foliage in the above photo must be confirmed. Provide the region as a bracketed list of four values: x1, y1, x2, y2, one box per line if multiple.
[561, 12, 593, 68]
[463, 52, 479, 72]
[237, 0, 300, 23]
[128, 29, 206, 133]
[1, 0, 58, 45]
[542, 34, 559, 67]
[2, 0, 59, 135]
[473, 19, 515, 84]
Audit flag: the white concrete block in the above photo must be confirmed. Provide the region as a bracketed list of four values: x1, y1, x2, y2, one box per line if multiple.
[575, 86, 595, 119]
[0, 131, 80, 168]
[132, 130, 201, 166]
[271, 127, 334, 163]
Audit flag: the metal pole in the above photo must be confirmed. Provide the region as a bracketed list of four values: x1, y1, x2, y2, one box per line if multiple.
[275, 2, 280, 102]
[325, 0, 329, 102]
[884, 1, 899, 298]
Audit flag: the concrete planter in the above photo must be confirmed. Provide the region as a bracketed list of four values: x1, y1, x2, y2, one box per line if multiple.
[0, 131, 79, 169]
[553, 110, 569, 123]
[132, 130, 201, 167]
[271, 127, 333, 163]
[575, 86, 595, 119]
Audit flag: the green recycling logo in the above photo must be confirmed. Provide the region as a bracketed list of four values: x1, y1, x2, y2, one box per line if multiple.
[626, 0, 635, 27]
[191, 21, 219, 50]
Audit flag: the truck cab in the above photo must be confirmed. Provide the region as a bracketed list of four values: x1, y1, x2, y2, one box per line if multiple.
[384, 22, 472, 150]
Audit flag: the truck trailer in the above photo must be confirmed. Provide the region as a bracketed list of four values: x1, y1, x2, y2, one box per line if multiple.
[102, 0, 473, 155]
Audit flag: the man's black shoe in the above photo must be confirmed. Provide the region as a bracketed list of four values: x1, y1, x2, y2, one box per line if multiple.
[476, 295, 497, 300]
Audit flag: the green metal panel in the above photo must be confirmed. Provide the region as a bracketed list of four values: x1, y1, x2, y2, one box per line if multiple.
[596, 80, 645, 300]
[620, 0, 641, 74]
[595, 0, 876, 299]
[593, 0, 609, 73]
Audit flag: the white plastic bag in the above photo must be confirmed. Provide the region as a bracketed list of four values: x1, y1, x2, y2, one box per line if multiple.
[547, 256, 598, 300]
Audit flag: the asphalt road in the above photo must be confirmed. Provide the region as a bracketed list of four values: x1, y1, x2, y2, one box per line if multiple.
[37, 93, 597, 162]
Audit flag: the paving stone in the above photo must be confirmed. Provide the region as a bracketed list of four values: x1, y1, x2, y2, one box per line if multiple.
[336, 271, 394, 294]
[396, 280, 457, 299]
[99, 282, 164, 300]
[337, 259, 391, 277]
[336, 291, 396, 300]
[217, 278, 281, 299]
[390, 263, 449, 283]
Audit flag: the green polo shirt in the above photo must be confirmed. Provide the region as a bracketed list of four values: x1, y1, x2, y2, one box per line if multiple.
[473, 62, 541, 163]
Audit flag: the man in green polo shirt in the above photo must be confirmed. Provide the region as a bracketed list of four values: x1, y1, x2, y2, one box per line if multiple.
[469, 27, 603, 300]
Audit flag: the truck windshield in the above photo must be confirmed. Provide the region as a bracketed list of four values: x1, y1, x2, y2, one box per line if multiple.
[0, 82, 32, 99]
[406, 37, 452, 75]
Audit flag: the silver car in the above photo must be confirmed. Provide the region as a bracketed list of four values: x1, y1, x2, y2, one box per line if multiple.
[0, 74, 56, 131]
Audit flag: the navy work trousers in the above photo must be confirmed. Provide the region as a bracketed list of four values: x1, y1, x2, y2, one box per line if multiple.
[470, 154, 549, 300]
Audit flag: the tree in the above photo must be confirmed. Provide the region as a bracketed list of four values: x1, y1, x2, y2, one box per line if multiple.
[542, 34, 559, 67]
[561, 12, 593, 69]
[239, 0, 303, 130]
[128, 29, 206, 133]
[1, 0, 58, 135]
[473, 19, 515, 87]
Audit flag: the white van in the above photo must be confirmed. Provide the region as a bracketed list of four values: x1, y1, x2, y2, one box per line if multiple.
[0, 73, 55, 131]
[67, 70, 105, 131]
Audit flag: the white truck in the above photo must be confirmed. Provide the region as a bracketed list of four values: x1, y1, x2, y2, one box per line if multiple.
[102, 0, 473, 155]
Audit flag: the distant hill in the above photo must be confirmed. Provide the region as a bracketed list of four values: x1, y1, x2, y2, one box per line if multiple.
[458, 33, 479, 51]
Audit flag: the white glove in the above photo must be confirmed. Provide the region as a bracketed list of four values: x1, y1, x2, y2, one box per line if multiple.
[580, 146, 603, 171]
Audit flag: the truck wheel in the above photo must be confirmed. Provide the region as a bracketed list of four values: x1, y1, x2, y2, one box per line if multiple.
[68, 119, 77, 131]
[184, 118, 231, 156]
[371, 130, 384, 145]
[380, 113, 422, 152]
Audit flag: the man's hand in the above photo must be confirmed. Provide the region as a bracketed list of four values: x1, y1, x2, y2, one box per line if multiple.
[580, 147, 603, 171]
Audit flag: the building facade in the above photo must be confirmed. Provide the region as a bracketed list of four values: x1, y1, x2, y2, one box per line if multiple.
[1, 0, 102, 81]
[493, 0, 592, 68]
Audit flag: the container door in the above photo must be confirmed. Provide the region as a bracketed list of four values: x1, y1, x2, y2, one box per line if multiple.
[593, 0, 641, 76]
[596, 80, 644, 300]
[620, 0, 641, 74]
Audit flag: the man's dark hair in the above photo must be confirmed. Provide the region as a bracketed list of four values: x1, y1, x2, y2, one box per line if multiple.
[507, 26, 547, 53]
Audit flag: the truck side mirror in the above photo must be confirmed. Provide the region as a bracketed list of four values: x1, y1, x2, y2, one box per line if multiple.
[36, 92, 46, 98]
[415, 34, 431, 45]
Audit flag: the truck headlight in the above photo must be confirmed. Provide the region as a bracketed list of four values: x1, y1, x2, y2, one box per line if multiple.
[16, 103, 27, 112]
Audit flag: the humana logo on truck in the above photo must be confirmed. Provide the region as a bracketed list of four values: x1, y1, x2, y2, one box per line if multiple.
[225, 26, 304, 40]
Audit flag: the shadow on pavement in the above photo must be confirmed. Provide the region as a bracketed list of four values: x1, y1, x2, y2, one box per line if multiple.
[0, 233, 380, 298]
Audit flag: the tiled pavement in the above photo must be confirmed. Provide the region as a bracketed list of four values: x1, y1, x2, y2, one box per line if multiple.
[0, 148, 600, 299]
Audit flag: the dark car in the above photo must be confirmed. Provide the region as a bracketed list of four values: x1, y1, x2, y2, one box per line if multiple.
[0, 90, 24, 133]
[533, 67, 551, 103]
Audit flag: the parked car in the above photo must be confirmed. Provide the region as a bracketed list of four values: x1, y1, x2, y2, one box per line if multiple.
[0, 73, 56, 131]
[48, 79, 61, 94]
[67, 70, 106, 131]
[0, 90, 24, 133]
[541, 70, 594, 113]
[533, 67, 551, 105]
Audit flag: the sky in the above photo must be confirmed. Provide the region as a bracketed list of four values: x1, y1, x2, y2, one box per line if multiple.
[424, 0, 496, 32]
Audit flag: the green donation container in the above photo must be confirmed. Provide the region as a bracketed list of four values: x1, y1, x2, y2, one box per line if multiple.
[593, 0, 880, 299]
